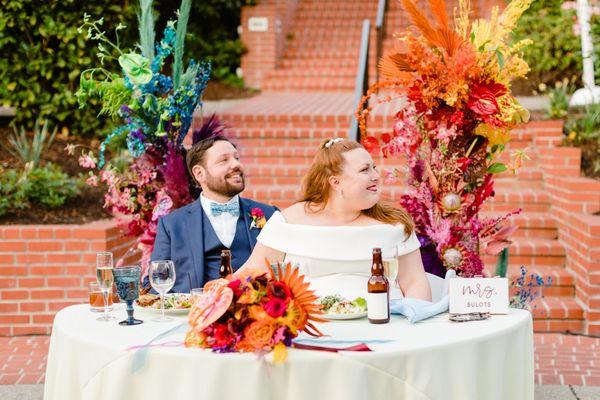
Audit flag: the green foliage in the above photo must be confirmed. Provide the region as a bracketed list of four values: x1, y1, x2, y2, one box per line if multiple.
[0, 1, 136, 135]
[0, 164, 81, 217]
[5, 117, 57, 169]
[512, 0, 599, 92]
[564, 104, 600, 177]
[154, 0, 246, 83]
[535, 78, 577, 119]
[0, 0, 246, 136]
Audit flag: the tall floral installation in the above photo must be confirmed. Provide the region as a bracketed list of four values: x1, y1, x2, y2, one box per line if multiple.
[357, 0, 533, 277]
[74, 0, 215, 275]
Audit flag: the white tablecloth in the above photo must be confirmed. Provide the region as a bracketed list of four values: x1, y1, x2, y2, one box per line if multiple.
[44, 304, 534, 400]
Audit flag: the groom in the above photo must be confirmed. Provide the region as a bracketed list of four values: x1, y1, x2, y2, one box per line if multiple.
[148, 135, 277, 292]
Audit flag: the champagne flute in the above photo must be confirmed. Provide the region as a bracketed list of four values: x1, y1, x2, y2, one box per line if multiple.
[149, 260, 176, 322]
[96, 252, 116, 321]
[383, 259, 399, 288]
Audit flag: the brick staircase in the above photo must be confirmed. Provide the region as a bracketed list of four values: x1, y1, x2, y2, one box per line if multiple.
[262, 0, 380, 92]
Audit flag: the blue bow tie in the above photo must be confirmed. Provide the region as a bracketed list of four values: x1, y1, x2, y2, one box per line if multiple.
[210, 202, 240, 217]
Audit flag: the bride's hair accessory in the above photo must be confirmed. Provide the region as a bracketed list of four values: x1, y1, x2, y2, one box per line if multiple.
[324, 138, 343, 149]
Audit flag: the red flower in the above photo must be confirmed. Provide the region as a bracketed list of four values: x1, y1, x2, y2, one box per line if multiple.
[213, 323, 235, 347]
[251, 208, 264, 218]
[227, 279, 244, 298]
[457, 157, 472, 172]
[263, 297, 287, 318]
[467, 83, 507, 116]
[268, 281, 291, 301]
[362, 136, 380, 155]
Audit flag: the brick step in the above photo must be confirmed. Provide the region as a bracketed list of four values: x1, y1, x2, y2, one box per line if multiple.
[282, 49, 362, 58]
[530, 296, 585, 333]
[263, 80, 357, 92]
[481, 238, 565, 267]
[279, 59, 360, 69]
[267, 67, 362, 78]
[480, 211, 557, 239]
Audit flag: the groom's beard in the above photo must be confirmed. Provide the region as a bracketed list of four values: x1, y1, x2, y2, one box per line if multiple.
[205, 168, 245, 197]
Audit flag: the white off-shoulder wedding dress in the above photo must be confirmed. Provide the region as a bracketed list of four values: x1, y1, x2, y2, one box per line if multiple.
[256, 211, 421, 300]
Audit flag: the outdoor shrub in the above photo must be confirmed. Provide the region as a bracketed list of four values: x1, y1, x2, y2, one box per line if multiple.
[5, 118, 57, 169]
[0, 164, 81, 216]
[512, 0, 599, 92]
[0, 0, 245, 136]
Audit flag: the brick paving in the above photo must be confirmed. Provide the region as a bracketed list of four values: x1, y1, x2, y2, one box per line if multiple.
[0, 333, 599, 386]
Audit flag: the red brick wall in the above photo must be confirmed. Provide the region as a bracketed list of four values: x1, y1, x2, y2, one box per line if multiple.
[0, 220, 137, 336]
[240, 0, 299, 89]
[537, 121, 600, 335]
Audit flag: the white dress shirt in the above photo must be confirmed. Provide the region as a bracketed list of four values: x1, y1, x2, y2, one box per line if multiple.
[199, 194, 240, 248]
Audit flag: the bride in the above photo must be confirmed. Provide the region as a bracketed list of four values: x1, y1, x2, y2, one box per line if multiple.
[238, 138, 431, 301]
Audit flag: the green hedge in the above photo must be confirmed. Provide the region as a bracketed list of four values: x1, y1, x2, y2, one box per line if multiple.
[0, 0, 245, 136]
[512, 0, 600, 93]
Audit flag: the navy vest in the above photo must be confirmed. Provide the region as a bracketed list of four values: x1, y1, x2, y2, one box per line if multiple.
[202, 208, 252, 283]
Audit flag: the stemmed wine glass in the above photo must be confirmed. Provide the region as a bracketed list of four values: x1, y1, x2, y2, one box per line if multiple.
[113, 265, 143, 326]
[96, 252, 116, 321]
[149, 260, 176, 322]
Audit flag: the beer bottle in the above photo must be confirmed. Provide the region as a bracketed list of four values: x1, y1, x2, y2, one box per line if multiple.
[219, 250, 233, 278]
[367, 248, 390, 324]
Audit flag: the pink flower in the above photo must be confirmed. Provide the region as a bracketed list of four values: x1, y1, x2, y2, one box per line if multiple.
[78, 154, 96, 169]
[86, 174, 98, 187]
[263, 297, 287, 318]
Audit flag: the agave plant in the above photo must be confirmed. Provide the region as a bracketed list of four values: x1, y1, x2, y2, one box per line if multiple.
[5, 118, 57, 170]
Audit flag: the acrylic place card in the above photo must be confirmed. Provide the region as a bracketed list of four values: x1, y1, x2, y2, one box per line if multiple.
[449, 277, 509, 314]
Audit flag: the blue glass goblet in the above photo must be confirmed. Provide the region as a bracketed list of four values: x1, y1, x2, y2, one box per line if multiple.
[113, 265, 143, 326]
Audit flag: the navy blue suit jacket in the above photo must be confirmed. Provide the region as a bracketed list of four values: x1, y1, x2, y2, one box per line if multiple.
[146, 197, 277, 292]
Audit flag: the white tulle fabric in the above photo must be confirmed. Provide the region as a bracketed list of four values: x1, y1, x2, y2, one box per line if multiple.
[257, 211, 421, 299]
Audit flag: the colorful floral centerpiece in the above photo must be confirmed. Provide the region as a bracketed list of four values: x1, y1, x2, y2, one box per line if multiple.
[357, 0, 533, 277]
[185, 262, 325, 362]
[73, 0, 214, 274]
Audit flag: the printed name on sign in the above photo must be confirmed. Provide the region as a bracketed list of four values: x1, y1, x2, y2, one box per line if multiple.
[449, 278, 509, 314]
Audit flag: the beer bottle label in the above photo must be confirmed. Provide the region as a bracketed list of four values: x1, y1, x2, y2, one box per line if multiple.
[367, 293, 389, 320]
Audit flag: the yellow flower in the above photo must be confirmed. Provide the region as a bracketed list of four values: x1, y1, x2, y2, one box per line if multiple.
[475, 123, 511, 148]
[568, 131, 577, 140]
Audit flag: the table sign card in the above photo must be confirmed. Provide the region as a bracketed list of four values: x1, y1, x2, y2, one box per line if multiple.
[449, 278, 509, 314]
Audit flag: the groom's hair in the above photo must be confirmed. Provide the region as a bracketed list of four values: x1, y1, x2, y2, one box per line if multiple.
[186, 135, 234, 170]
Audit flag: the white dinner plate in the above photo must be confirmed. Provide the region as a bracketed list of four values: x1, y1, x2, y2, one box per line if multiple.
[134, 293, 191, 315]
[321, 311, 368, 320]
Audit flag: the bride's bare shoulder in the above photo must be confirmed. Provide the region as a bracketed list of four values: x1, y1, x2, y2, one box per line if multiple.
[281, 202, 312, 223]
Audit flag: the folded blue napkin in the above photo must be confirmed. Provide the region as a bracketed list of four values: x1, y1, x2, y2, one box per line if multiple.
[390, 295, 449, 323]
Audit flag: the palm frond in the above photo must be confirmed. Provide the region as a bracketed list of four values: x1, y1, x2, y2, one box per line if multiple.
[137, 0, 155, 63]
[400, 0, 438, 44]
[429, 0, 449, 29]
[378, 53, 413, 80]
[173, 0, 192, 89]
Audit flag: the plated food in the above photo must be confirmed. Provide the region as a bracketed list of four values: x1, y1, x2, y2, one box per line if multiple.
[135, 293, 192, 315]
[318, 294, 368, 320]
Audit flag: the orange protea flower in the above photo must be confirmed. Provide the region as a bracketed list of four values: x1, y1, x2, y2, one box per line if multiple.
[266, 260, 326, 337]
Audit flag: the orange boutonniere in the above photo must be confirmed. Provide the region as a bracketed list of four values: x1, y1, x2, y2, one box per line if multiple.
[249, 208, 266, 229]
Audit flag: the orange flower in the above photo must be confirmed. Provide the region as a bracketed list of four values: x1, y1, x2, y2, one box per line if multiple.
[240, 320, 276, 351]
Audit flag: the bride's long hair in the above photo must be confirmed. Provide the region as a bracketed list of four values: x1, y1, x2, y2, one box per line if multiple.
[299, 138, 415, 236]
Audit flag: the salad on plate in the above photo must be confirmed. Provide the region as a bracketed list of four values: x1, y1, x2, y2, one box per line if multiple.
[318, 294, 367, 319]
